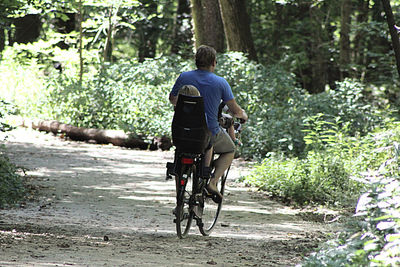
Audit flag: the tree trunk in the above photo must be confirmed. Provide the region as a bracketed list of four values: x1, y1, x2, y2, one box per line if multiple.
[353, 0, 369, 80]
[339, 0, 351, 80]
[272, 3, 283, 60]
[0, 27, 5, 53]
[103, 5, 115, 62]
[190, 0, 225, 52]
[218, 0, 257, 61]
[308, 5, 327, 93]
[381, 0, 400, 79]
[28, 119, 172, 151]
[171, 0, 193, 55]
[12, 14, 41, 44]
[138, 1, 158, 62]
[78, 0, 84, 86]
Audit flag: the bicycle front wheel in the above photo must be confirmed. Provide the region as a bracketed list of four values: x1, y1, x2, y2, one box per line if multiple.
[198, 167, 229, 236]
[175, 165, 194, 238]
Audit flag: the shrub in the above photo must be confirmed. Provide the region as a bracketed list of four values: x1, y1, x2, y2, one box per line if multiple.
[304, 79, 387, 139]
[216, 52, 309, 158]
[0, 100, 16, 133]
[216, 54, 386, 159]
[0, 51, 390, 159]
[0, 99, 24, 208]
[299, 139, 400, 266]
[38, 56, 192, 137]
[0, 153, 25, 208]
[0, 48, 48, 118]
[242, 119, 398, 207]
[243, 151, 363, 207]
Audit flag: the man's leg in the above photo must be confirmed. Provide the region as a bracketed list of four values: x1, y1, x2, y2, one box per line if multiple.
[204, 147, 213, 167]
[207, 129, 235, 200]
[209, 151, 234, 187]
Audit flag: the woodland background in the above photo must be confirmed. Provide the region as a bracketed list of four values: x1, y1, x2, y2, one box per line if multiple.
[1, 0, 400, 265]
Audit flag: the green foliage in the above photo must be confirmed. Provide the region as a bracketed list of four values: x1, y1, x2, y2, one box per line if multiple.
[0, 152, 25, 208]
[216, 52, 309, 158]
[38, 56, 192, 137]
[242, 119, 398, 207]
[0, 46, 57, 117]
[0, 98, 24, 208]
[248, 1, 400, 92]
[1, 51, 389, 159]
[216, 53, 386, 159]
[243, 151, 363, 207]
[305, 79, 386, 137]
[0, 0, 24, 21]
[299, 136, 400, 266]
[0, 100, 16, 133]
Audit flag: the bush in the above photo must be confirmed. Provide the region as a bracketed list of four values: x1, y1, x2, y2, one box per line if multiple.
[0, 51, 390, 159]
[216, 53, 308, 158]
[216, 53, 386, 159]
[37, 56, 192, 137]
[0, 99, 24, 208]
[299, 138, 400, 266]
[0, 100, 16, 133]
[0, 153, 25, 208]
[244, 152, 363, 207]
[304, 79, 387, 139]
[242, 119, 399, 207]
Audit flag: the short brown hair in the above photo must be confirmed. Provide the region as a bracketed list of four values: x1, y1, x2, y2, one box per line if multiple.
[195, 45, 216, 69]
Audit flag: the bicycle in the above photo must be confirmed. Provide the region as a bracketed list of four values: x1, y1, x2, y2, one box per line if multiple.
[166, 96, 242, 238]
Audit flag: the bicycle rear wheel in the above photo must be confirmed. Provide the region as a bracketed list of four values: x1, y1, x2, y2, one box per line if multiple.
[198, 167, 229, 236]
[175, 165, 194, 238]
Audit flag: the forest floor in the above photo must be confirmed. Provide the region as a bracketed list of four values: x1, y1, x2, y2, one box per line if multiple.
[0, 127, 340, 267]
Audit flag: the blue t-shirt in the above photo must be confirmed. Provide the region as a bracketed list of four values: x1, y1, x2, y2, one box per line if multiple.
[171, 70, 234, 135]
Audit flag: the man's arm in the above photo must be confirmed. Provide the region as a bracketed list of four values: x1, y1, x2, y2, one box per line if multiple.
[169, 93, 178, 106]
[225, 98, 248, 122]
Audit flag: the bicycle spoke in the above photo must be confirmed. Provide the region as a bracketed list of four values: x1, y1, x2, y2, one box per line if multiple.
[175, 165, 194, 238]
[198, 169, 228, 236]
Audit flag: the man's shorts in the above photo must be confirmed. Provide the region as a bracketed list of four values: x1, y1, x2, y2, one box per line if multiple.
[211, 127, 235, 154]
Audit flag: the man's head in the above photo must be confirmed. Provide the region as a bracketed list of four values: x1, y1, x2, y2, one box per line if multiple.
[195, 45, 217, 70]
[178, 85, 200, 97]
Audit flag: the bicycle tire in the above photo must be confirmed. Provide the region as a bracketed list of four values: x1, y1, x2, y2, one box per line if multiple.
[175, 164, 195, 238]
[198, 166, 230, 236]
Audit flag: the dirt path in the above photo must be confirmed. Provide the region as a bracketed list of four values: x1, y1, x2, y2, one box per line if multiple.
[0, 128, 335, 267]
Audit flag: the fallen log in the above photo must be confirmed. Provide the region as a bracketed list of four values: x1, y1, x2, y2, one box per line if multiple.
[27, 119, 172, 151]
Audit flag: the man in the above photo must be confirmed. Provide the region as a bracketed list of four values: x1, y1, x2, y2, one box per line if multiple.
[169, 45, 248, 202]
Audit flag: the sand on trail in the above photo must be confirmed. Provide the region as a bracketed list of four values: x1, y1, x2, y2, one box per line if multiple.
[0, 128, 335, 266]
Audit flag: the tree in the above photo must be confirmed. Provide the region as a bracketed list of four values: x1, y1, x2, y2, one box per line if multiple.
[171, 0, 193, 56]
[135, 0, 158, 62]
[382, 0, 400, 79]
[190, 0, 225, 52]
[78, 0, 83, 85]
[339, 0, 351, 80]
[353, 0, 369, 79]
[0, 0, 25, 53]
[218, 0, 257, 61]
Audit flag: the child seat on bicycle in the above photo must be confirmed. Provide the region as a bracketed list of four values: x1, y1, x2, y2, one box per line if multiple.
[172, 94, 211, 154]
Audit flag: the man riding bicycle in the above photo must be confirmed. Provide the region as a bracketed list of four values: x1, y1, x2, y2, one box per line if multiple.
[169, 45, 248, 202]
